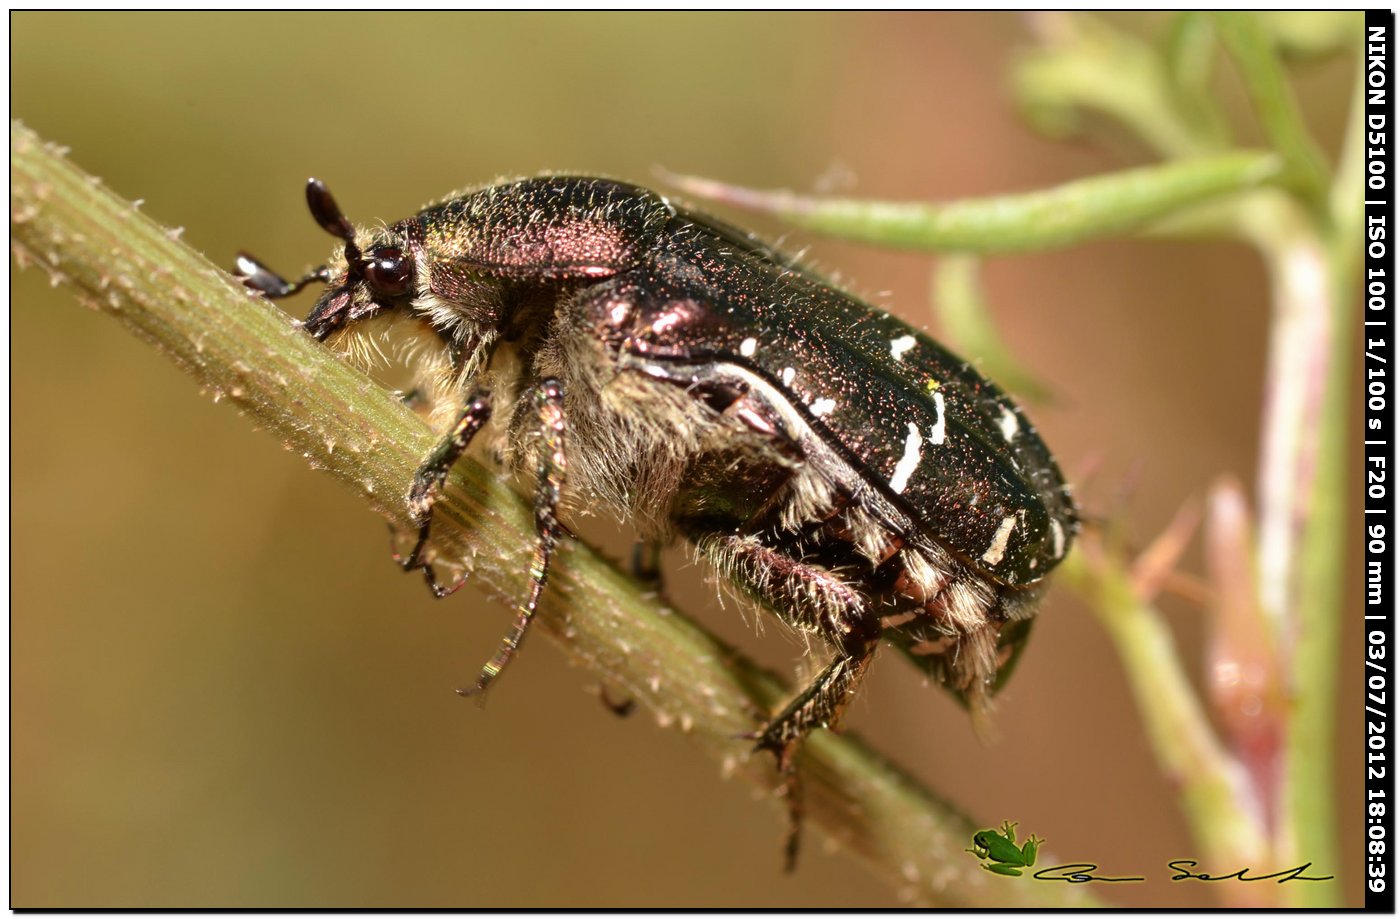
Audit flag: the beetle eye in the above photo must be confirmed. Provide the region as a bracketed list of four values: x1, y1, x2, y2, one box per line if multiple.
[363, 246, 414, 298]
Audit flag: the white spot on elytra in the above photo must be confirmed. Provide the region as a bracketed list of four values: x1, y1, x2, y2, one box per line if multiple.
[998, 405, 1019, 442]
[810, 397, 837, 417]
[981, 515, 1018, 566]
[929, 392, 947, 444]
[889, 422, 923, 494]
[890, 335, 916, 360]
[739, 337, 757, 357]
[1050, 518, 1066, 558]
[781, 367, 796, 387]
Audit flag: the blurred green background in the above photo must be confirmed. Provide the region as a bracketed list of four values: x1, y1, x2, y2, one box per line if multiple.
[13, 12, 1362, 908]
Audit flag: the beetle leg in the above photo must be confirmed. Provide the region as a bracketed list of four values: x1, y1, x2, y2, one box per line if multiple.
[395, 387, 428, 411]
[598, 683, 637, 718]
[697, 533, 881, 869]
[700, 534, 881, 764]
[395, 389, 493, 598]
[460, 379, 566, 697]
[750, 627, 880, 771]
[779, 764, 804, 873]
[629, 539, 665, 590]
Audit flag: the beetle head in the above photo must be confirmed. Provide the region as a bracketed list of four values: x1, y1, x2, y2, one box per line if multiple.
[235, 178, 418, 341]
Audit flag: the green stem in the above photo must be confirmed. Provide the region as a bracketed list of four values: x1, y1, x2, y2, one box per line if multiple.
[9, 121, 1101, 908]
[932, 256, 1050, 402]
[665, 153, 1283, 253]
[1009, 14, 1350, 904]
[1270, 62, 1365, 908]
[1016, 11, 1216, 159]
[1060, 553, 1274, 908]
[1194, 52, 1361, 910]
[1213, 12, 1332, 212]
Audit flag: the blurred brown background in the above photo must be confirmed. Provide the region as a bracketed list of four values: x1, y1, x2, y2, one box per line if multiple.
[12, 12, 1362, 908]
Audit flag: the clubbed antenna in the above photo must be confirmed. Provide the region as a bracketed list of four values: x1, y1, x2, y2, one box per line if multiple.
[305, 178, 365, 268]
[234, 177, 364, 298]
[233, 252, 330, 299]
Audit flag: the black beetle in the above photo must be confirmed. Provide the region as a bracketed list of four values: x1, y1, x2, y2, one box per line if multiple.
[237, 175, 1077, 850]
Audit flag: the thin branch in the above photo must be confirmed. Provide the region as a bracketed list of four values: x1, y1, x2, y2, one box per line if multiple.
[1058, 547, 1273, 908]
[662, 153, 1282, 253]
[1213, 12, 1332, 211]
[9, 121, 1100, 908]
[1270, 60, 1366, 907]
[1015, 11, 1216, 159]
[931, 255, 1051, 402]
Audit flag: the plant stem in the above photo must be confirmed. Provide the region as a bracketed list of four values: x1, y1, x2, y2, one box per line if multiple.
[1016, 11, 1215, 159]
[663, 153, 1282, 253]
[9, 121, 1100, 908]
[1213, 12, 1332, 212]
[1268, 62, 1365, 907]
[932, 255, 1051, 402]
[1059, 551, 1274, 908]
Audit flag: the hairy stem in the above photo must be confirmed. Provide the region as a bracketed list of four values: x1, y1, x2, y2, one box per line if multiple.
[9, 122, 1099, 908]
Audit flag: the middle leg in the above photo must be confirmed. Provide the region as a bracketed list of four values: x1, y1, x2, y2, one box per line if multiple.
[459, 378, 567, 697]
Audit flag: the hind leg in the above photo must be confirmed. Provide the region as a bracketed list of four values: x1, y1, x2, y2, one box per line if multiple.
[698, 533, 882, 869]
[700, 533, 882, 763]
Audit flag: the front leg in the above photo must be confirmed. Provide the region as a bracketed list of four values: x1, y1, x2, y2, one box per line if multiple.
[396, 389, 493, 597]
[460, 378, 567, 697]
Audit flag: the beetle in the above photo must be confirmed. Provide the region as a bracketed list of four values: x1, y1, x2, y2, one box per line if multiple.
[236, 174, 1076, 843]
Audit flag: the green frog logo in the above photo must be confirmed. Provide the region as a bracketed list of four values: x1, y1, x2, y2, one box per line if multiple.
[967, 820, 1043, 877]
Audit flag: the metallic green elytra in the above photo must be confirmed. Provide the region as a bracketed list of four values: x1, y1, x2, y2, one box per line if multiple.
[237, 173, 1078, 845]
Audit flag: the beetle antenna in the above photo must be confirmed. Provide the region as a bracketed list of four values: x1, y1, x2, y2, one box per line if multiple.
[232, 177, 361, 300]
[233, 252, 332, 299]
[305, 177, 366, 275]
